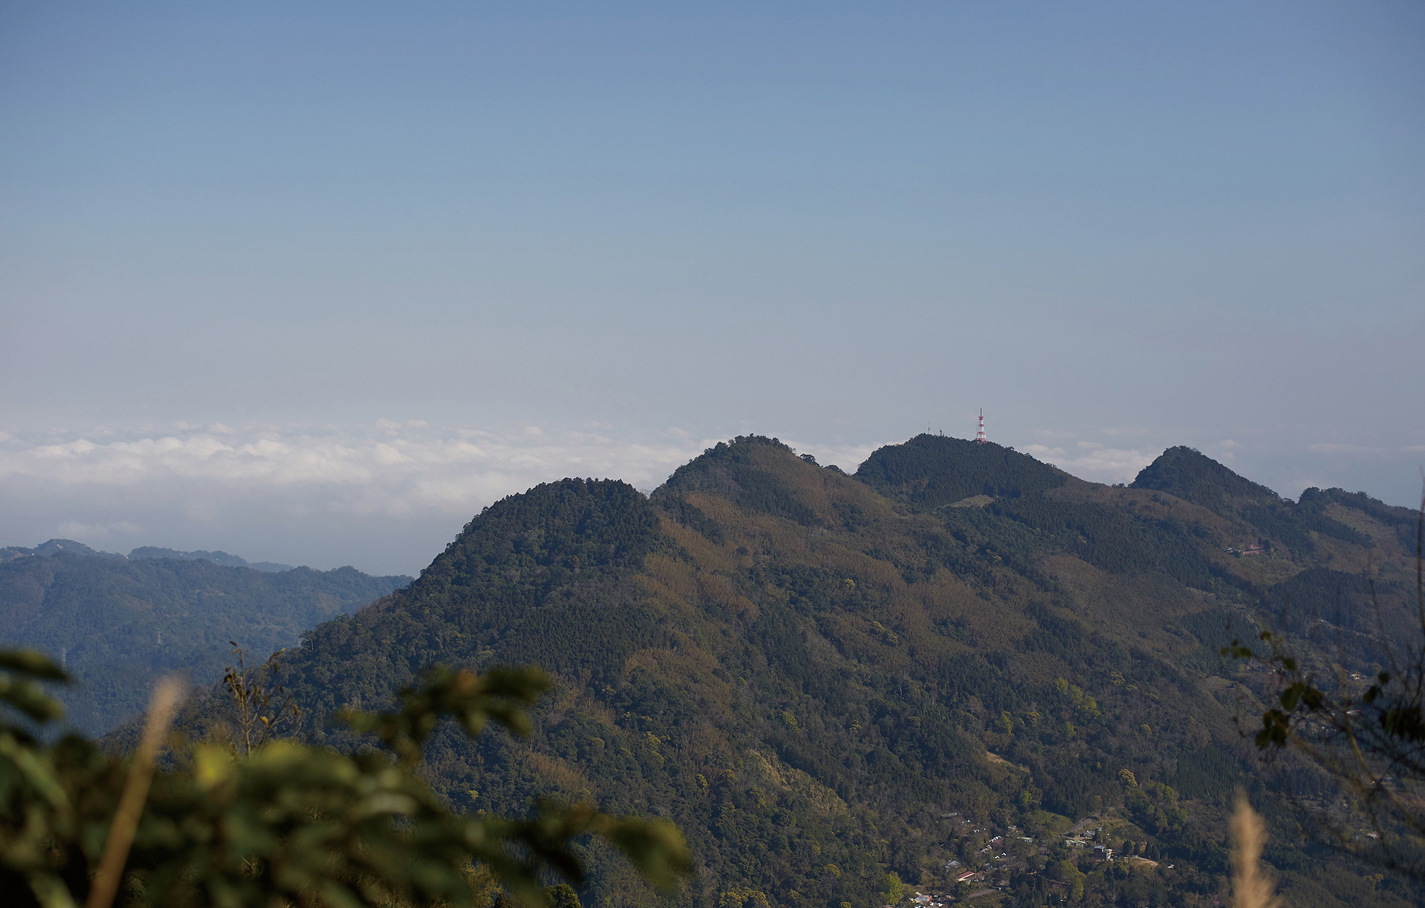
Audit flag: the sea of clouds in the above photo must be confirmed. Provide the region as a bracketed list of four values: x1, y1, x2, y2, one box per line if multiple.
[0, 421, 881, 573]
[9, 419, 1384, 575]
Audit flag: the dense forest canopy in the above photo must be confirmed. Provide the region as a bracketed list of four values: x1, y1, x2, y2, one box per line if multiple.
[140, 436, 1425, 908]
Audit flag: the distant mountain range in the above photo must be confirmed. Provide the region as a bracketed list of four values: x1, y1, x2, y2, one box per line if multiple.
[0, 543, 410, 736]
[159, 434, 1423, 908]
[1, 539, 297, 572]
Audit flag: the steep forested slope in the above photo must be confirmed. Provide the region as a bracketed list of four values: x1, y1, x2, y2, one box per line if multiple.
[0, 552, 408, 735]
[171, 437, 1421, 908]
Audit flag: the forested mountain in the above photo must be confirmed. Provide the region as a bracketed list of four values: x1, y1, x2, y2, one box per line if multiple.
[165, 437, 1421, 907]
[0, 549, 408, 736]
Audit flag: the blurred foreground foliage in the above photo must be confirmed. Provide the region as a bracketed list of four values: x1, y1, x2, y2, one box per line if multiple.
[0, 649, 689, 908]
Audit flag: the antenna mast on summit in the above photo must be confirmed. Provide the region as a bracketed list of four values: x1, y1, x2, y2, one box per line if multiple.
[974, 409, 988, 444]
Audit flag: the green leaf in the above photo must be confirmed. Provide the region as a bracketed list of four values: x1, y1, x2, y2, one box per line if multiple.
[0, 650, 68, 682]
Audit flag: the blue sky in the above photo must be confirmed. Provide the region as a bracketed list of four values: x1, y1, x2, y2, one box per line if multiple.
[2, 1, 1422, 573]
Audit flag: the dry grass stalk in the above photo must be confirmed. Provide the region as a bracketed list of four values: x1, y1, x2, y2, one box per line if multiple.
[1231, 790, 1282, 908]
[85, 676, 184, 908]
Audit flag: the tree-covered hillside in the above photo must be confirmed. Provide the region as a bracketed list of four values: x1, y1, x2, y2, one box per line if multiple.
[0, 551, 408, 736]
[164, 437, 1421, 908]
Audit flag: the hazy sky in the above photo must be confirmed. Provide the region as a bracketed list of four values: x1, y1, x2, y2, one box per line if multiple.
[3, 1, 1422, 574]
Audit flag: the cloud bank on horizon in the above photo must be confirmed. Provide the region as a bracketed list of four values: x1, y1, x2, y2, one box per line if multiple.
[0, 421, 879, 573]
[0, 420, 1159, 507]
[3, 418, 1419, 575]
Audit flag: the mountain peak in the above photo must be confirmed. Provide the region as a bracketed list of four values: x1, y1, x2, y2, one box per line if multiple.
[420, 477, 662, 588]
[853, 433, 1068, 510]
[652, 435, 833, 526]
[1130, 446, 1279, 510]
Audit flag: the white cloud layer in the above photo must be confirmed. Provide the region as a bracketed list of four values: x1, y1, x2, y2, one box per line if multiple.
[54, 520, 143, 539]
[0, 423, 878, 572]
[1019, 441, 1155, 486]
[3, 422, 1418, 575]
[0, 423, 874, 516]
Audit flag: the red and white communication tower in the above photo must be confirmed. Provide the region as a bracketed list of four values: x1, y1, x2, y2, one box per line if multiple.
[974, 409, 988, 444]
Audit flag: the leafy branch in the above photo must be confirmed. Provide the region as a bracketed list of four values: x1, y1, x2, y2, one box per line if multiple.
[221, 642, 300, 758]
[0, 652, 690, 907]
[1226, 491, 1425, 877]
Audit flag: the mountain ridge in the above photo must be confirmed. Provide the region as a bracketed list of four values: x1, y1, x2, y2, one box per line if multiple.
[0, 539, 297, 572]
[140, 437, 1425, 907]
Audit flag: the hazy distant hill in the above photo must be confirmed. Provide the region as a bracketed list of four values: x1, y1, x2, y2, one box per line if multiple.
[0, 538, 126, 561]
[128, 546, 295, 572]
[1, 539, 295, 572]
[163, 437, 1421, 907]
[0, 547, 408, 735]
